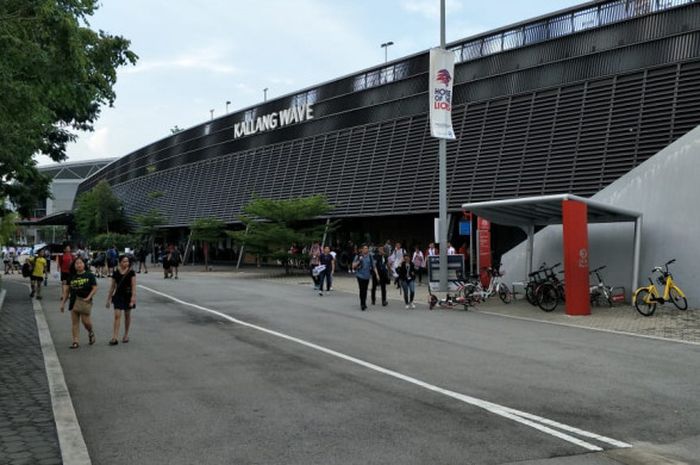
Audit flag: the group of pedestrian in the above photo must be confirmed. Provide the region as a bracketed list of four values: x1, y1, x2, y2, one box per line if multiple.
[352, 243, 419, 310]
[56, 245, 137, 349]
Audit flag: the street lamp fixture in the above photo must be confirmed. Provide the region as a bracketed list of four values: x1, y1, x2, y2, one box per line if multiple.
[380, 41, 394, 64]
[209, 109, 214, 121]
[263, 88, 269, 102]
[226, 100, 231, 114]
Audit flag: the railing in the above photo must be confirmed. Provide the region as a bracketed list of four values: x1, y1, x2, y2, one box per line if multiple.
[450, 0, 697, 62]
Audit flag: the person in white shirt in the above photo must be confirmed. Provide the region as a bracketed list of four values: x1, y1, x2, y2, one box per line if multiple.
[412, 245, 425, 285]
[447, 242, 456, 255]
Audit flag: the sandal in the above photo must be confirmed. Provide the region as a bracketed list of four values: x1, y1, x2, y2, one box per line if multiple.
[109, 339, 118, 346]
[69, 342, 79, 349]
[122, 337, 129, 343]
[88, 331, 96, 345]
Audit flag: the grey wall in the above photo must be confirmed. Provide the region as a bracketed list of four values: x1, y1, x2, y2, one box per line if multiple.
[501, 125, 700, 303]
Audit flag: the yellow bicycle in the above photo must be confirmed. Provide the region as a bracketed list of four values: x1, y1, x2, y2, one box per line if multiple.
[633, 259, 688, 316]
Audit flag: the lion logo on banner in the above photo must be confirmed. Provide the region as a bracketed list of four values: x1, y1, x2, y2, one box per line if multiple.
[436, 69, 452, 87]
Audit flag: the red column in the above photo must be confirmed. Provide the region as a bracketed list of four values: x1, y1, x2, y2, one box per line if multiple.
[477, 218, 492, 287]
[562, 200, 590, 316]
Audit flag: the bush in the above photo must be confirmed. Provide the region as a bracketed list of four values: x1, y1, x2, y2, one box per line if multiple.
[91, 233, 138, 252]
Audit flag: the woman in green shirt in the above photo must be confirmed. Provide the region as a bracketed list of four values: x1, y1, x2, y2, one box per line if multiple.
[59, 257, 98, 349]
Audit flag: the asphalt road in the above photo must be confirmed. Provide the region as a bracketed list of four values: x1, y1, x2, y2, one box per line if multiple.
[41, 273, 700, 465]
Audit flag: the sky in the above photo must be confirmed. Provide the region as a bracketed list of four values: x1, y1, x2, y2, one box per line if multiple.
[36, 0, 585, 166]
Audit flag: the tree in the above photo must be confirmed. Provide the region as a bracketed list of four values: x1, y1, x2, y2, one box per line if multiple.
[0, 0, 137, 217]
[190, 218, 226, 271]
[73, 180, 126, 238]
[134, 209, 166, 259]
[228, 195, 335, 273]
[0, 212, 18, 245]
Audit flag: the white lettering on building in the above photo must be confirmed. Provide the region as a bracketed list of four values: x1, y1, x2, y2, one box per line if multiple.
[233, 104, 314, 139]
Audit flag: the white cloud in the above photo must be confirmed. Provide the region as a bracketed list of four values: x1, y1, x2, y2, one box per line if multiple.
[401, 0, 463, 19]
[125, 43, 239, 75]
[86, 127, 110, 156]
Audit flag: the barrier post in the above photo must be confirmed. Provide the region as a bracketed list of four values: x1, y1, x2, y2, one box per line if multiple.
[562, 199, 590, 316]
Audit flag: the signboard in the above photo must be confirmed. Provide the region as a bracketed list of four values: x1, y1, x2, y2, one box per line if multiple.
[428, 255, 465, 291]
[233, 104, 314, 139]
[458, 221, 471, 236]
[429, 48, 456, 140]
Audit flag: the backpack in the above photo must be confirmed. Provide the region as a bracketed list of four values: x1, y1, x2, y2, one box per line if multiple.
[21, 261, 33, 278]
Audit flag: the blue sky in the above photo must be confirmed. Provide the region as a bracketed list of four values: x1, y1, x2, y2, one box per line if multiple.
[37, 0, 584, 166]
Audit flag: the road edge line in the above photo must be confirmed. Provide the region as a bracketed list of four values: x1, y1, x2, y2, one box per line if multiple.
[33, 296, 92, 465]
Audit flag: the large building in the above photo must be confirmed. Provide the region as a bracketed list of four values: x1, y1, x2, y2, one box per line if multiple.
[19, 159, 115, 244]
[77, 0, 700, 251]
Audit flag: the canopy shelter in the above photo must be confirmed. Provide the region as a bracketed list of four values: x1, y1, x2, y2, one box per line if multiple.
[461, 194, 642, 315]
[16, 210, 73, 227]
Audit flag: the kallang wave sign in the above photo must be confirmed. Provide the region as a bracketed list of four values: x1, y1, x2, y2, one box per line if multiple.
[429, 48, 456, 140]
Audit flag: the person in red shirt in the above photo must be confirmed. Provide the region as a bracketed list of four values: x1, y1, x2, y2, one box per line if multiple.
[58, 245, 75, 286]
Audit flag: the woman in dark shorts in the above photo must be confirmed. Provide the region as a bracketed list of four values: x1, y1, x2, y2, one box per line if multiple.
[59, 256, 97, 349]
[105, 255, 136, 345]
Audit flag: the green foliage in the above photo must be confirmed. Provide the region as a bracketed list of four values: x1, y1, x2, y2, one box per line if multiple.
[134, 209, 166, 239]
[228, 195, 335, 267]
[91, 233, 137, 251]
[0, 0, 137, 217]
[190, 218, 226, 243]
[0, 212, 18, 245]
[73, 180, 126, 237]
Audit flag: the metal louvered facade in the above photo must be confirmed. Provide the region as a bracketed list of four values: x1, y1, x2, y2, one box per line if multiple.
[77, 0, 700, 228]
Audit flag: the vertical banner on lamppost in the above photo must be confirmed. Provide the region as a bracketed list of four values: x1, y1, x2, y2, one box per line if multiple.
[429, 48, 456, 140]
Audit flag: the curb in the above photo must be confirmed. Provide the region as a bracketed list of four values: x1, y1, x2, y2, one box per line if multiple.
[0, 287, 6, 314]
[32, 296, 92, 465]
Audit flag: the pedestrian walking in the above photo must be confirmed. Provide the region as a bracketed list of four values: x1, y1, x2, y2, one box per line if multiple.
[371, 247, 390, 306]
[106, 245, 118, 276]
[309, 240, 322, 290]
[57, 245, 74, 297]
[29, 250, 48, 300]
[136, 246, 148, 274]
[389, 242, 405, 287]
[397, 254, 417, 308]
[412, 245, 426, 285]
[170, 245, 181, 279]
[318, 245, 335, 295]
[59, 257, 97, 349]
[352, 244, 375, 311]
[106, 255, 136, 345]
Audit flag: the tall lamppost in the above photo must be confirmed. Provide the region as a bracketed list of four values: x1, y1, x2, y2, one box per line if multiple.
[263, 88, 269, 102]
[438, 0, 448, 292]
[380, 41, 394, 64]
[225, 100, 231, 114]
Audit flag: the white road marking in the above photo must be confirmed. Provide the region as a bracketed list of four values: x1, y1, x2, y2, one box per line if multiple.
[140, 284, 632, 452]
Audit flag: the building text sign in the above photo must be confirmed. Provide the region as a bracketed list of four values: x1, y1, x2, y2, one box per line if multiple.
[234, 104, 314, 139]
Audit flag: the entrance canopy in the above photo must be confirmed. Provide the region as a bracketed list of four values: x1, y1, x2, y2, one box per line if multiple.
[461, 194, 642, 315]
[461, 194, 640, 227]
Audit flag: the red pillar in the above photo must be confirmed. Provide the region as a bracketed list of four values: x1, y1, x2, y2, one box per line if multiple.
[562, 200, 590, 316]
[477, 218, 492, 288]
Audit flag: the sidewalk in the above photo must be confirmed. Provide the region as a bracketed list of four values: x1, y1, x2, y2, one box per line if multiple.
[0, 280, 62, 465]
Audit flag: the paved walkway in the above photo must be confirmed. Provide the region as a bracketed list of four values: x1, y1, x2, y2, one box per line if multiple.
[197, 267, 700, 345]
[0, 281, 62, 465]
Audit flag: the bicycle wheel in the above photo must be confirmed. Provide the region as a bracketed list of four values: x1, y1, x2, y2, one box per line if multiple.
[537, 283, 559, 312]
[525, 284, 537, 305]
[634, 288, 656, 316]
[497, 283, 512, 304]
[669, 286, 688, 310]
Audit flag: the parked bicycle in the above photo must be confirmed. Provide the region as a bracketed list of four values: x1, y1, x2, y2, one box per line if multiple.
[428, 278, 472, 310]
[463, 264, 512, 304]
[589, 265, 614, 307]
[633, 259, 687, 316]
[524, 262, 565, 312]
